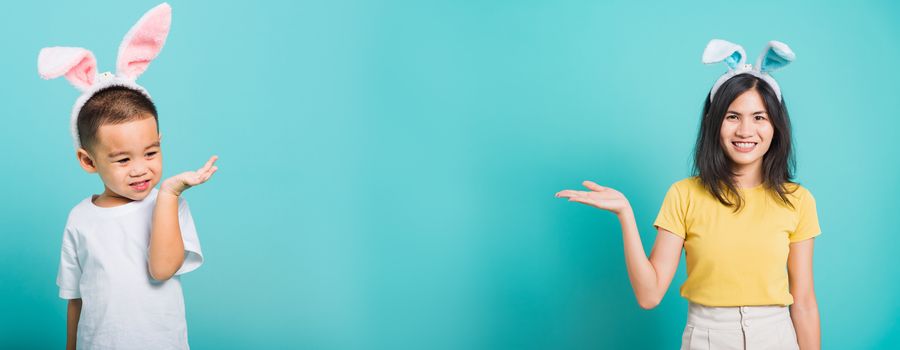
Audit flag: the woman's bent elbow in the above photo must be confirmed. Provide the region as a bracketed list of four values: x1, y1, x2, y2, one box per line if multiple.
[638, 297, 662, 310]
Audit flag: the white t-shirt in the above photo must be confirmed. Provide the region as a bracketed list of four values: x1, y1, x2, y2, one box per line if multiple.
[57, 188, 203, 350]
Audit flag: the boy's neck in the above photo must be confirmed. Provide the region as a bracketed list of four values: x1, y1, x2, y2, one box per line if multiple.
[92, 187, 137, 208]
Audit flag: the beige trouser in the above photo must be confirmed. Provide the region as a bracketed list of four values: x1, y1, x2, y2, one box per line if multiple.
[681, 302, 799, 350]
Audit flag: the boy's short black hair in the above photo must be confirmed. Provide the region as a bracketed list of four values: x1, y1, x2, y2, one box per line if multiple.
[77, 86, 158, 152]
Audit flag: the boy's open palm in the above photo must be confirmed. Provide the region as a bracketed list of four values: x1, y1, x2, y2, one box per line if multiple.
[556, 181, 630, 215]
[161, 156, 219, 196]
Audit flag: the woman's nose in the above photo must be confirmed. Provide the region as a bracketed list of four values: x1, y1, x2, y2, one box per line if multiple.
[736, 119, 755, 137]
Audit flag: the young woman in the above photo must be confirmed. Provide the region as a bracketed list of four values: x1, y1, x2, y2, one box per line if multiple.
[556, 40, 821, 349]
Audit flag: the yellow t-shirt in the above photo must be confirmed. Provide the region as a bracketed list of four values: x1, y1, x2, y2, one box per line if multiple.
[653, 177, 821, 307]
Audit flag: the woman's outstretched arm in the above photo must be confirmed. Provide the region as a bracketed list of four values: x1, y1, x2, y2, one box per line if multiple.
[557, 181, 684, 309]
[618, 209, 685, 309]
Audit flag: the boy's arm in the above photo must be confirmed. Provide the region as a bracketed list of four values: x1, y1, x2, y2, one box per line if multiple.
[149, 156, 217, 281]
[67, 298, 81, 350]
[149, 191, 186, 281]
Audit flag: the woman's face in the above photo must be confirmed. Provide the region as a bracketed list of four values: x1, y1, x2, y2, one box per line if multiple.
[719, 89, 774, 171]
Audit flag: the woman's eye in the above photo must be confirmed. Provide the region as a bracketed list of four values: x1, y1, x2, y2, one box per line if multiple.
[726, 115, 738, 120]
[755, 115, 767, 120]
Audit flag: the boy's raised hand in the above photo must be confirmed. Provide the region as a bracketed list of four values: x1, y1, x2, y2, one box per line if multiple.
[555, 180, 630, 215]
[161, 155, 219, 197]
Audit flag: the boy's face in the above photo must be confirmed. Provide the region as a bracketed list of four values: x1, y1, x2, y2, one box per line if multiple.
[77, 116, 162, 201]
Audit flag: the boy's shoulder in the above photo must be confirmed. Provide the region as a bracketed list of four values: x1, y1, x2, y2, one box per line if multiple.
[65, 188, 178, 227]
[64, 196, 98, 227]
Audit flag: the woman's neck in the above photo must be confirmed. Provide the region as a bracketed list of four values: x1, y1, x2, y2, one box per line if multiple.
[731, 162, 764, 188]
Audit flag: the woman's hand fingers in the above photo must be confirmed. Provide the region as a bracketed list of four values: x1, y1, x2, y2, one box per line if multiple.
[569, 197, 596, 206]
[557, 182, 629, 214]
[555, 190, 584, 199]
[582, 180, 606, 192]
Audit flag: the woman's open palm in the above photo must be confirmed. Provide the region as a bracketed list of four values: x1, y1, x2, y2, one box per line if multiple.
[556, 181, 630, 215]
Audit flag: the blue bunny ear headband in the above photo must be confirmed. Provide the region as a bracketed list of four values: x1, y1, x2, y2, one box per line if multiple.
[703, 39, 795, 103]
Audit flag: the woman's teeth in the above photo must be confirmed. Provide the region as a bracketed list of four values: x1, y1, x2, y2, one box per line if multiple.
[732, 142, 757, 152]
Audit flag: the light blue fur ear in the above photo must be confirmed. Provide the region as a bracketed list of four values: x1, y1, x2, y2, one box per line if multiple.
[757, 40, 795, 73]
[702, 39, 746, 70]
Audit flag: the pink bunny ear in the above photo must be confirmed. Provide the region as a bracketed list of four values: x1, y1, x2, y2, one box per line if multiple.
[116, 3, 172, 80]
[38, 47, 97, 91]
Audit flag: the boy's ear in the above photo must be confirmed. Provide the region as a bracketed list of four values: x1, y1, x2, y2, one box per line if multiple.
[76, 148, 98, 173]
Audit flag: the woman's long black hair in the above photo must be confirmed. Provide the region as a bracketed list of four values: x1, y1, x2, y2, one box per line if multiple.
[693, 73, 797, 212]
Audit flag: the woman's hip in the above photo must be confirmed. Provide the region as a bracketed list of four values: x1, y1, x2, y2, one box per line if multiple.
[681, 302, 799, 350]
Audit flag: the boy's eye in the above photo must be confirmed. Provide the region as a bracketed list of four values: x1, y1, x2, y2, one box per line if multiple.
[146, 151, 157, 157]
[116, 158, 129, 164]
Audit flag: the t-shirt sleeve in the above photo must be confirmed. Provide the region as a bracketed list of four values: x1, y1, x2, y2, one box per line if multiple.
[653, 182, 688, 239]
[790, 188, 821, 243]
[57, 227, 82, 299]
[174, 198, 204, 276]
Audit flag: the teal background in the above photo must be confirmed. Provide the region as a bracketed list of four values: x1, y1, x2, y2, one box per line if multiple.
[2, 0, 898, 348]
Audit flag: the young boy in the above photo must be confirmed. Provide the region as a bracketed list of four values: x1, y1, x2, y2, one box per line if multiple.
[38, 4, 217, 349]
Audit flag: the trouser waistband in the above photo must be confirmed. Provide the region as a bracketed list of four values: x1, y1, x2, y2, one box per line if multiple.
[687, 302, 791, 330]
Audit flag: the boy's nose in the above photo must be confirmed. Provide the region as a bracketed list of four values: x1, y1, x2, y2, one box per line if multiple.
[129, 165, 148, 177]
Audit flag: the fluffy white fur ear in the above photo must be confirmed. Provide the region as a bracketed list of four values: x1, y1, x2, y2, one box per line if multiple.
[116, 3, 172, 80]
[38, 47, 97, 91]
[702, 39, 746, 71]
[756, 40, 795, 74]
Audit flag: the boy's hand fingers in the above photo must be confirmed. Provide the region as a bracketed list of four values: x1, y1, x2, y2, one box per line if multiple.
[198, 155, 218, 173]
[202, 168, 217, 182]
[192, 166, 218, 185]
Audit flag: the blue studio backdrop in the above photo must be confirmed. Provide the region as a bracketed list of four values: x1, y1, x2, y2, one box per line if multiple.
[2, 0, 899, 349]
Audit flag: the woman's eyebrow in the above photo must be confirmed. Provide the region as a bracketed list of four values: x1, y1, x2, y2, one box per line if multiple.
[726, 110, 768, 115]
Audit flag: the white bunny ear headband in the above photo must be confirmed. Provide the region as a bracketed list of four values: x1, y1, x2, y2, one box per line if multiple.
[703, 39, 795, 103]
[37, 3, 172, 149]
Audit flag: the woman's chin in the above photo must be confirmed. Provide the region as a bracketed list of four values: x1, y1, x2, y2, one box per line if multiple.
[725, 152, 762, 165]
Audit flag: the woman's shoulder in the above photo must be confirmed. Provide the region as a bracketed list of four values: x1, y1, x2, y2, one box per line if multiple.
[782, 182, 814, 200]
[658, 177, 708, 201]
[668, 176, 705, 192]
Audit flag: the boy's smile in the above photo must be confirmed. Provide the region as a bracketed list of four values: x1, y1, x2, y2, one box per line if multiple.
[76, 116, 162, 207]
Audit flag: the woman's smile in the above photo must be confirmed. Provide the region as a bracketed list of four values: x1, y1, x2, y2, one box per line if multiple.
[731, 141, 758, 153]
